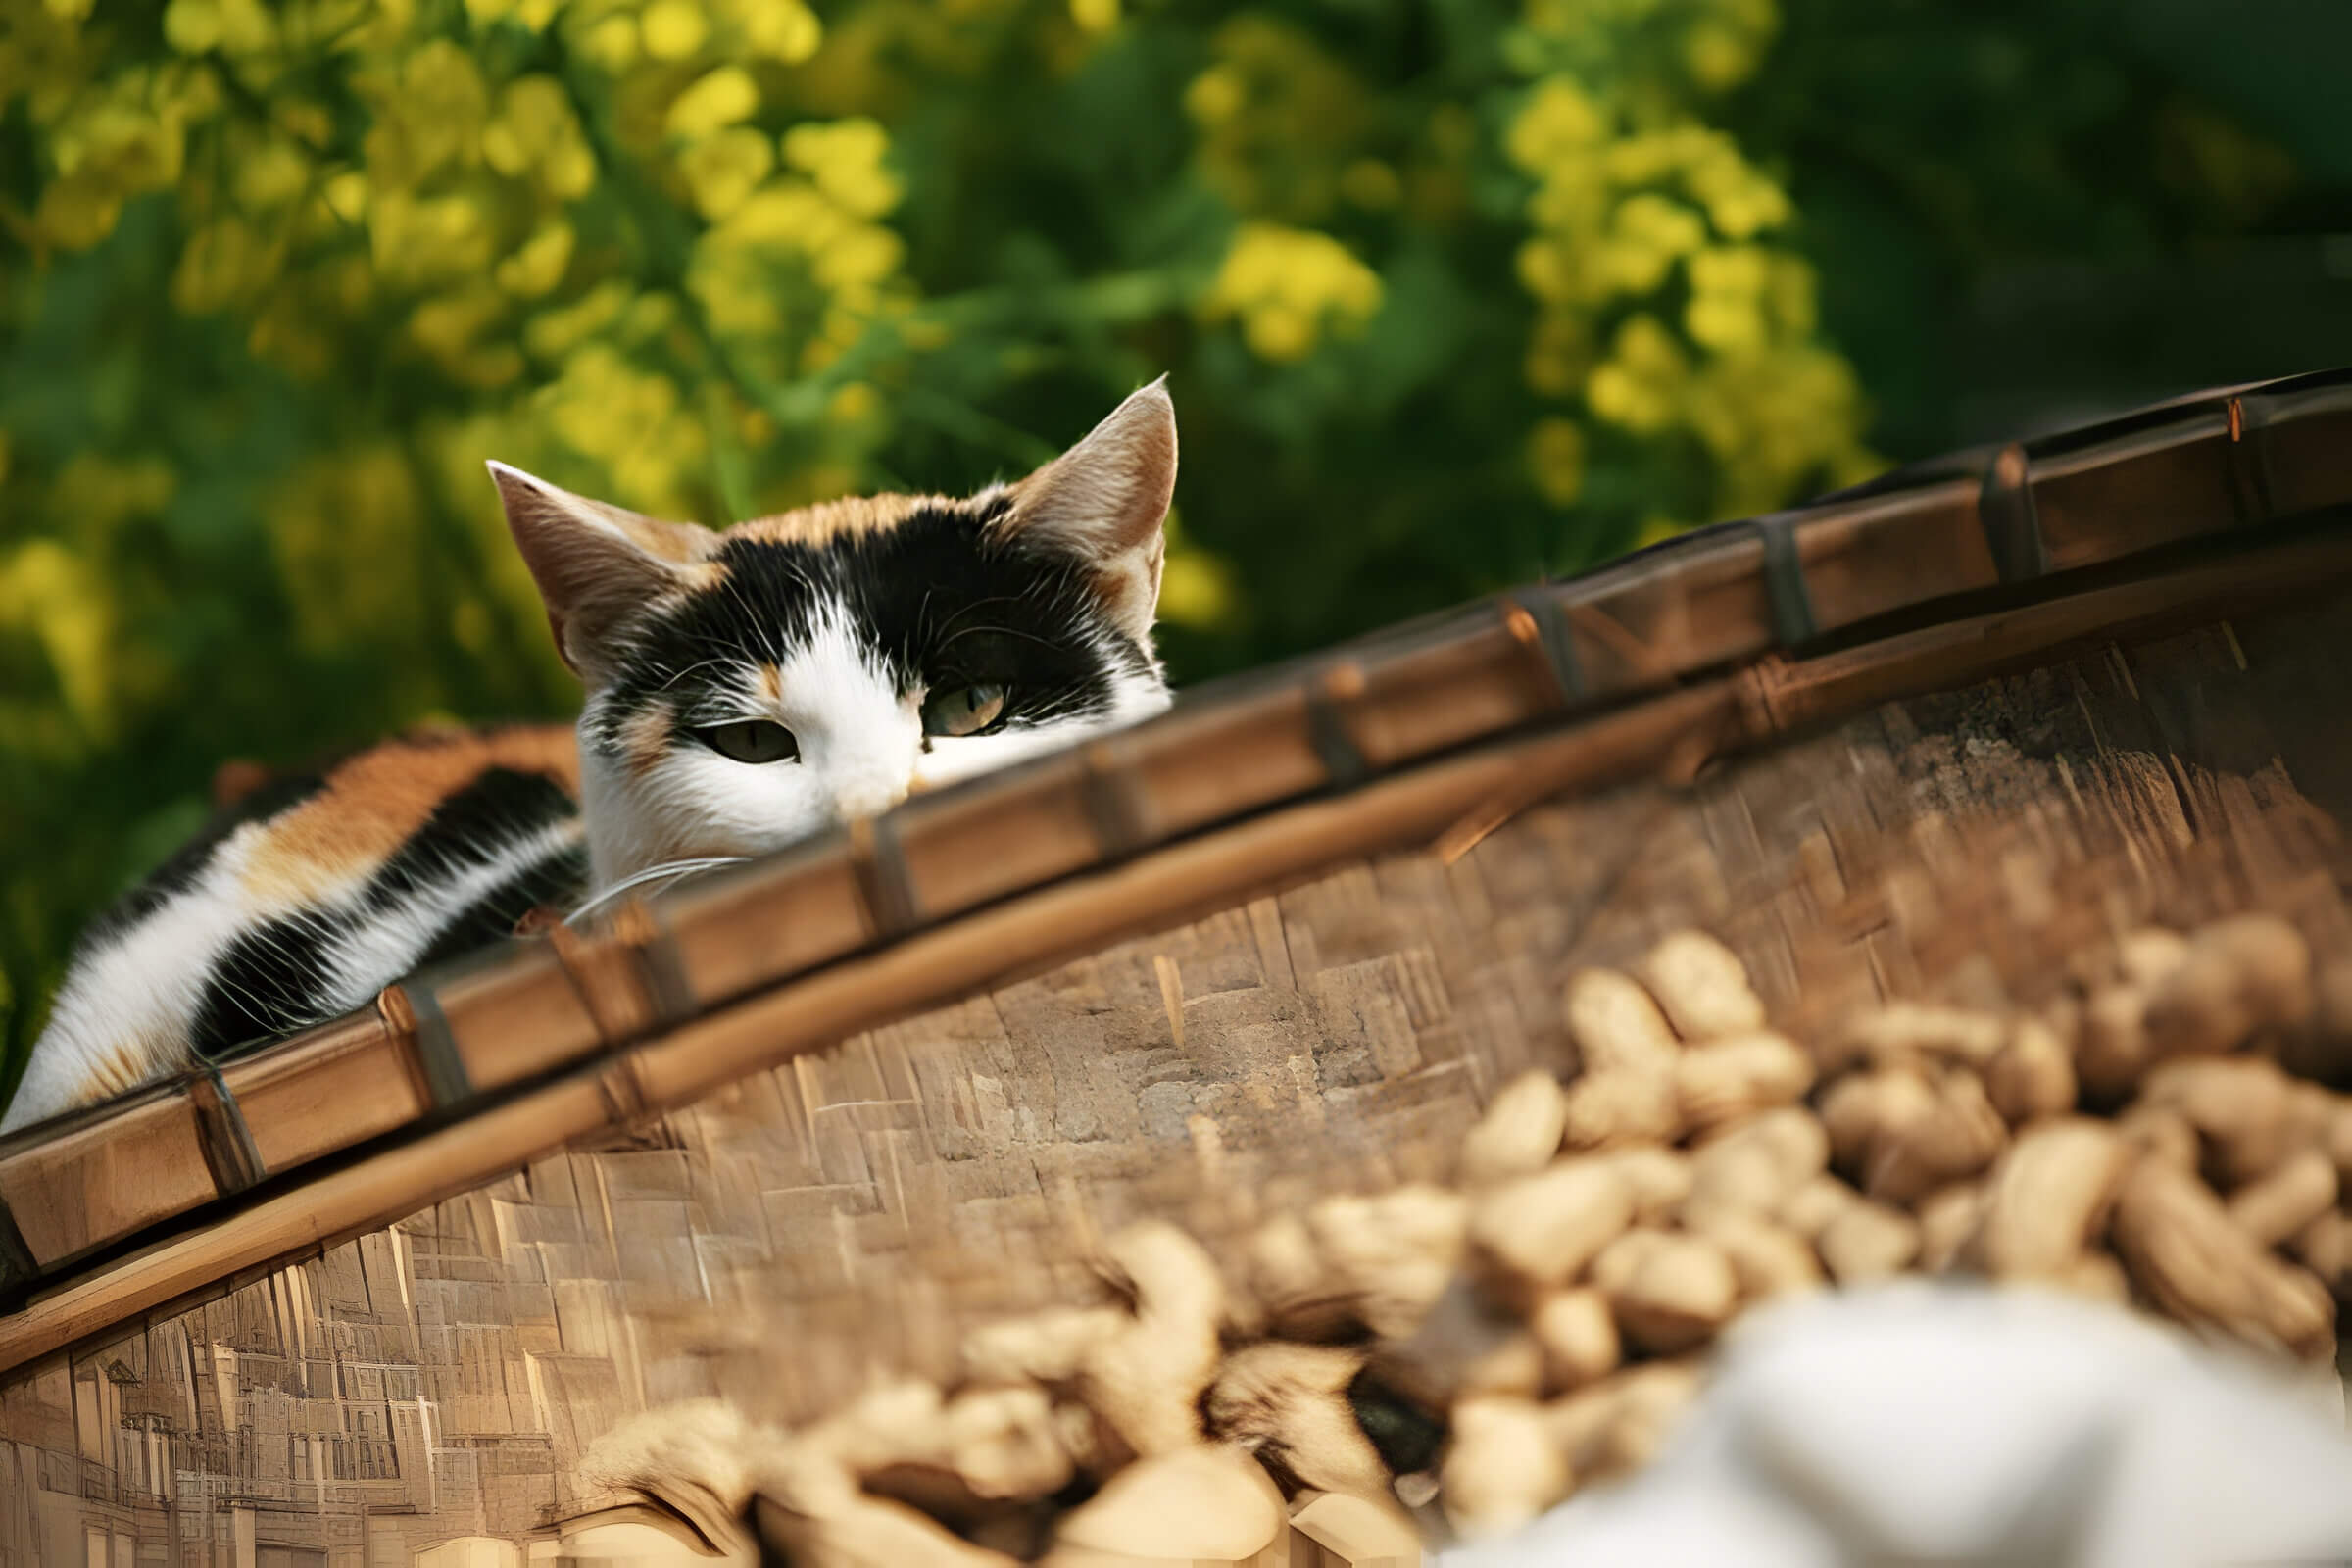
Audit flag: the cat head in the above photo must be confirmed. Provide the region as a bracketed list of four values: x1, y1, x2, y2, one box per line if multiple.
[489, 381, 1178, 891]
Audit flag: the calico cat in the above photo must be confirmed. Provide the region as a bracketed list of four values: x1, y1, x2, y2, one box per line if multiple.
[3, 382, 1178, 1133]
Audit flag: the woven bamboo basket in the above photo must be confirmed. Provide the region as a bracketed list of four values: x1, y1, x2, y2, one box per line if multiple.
[3, 369, 2350, 1565]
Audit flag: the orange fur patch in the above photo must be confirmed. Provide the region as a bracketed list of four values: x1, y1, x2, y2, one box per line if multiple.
[728, 491, 969, 548]
[83, 1030, 172, 1099]
[620, 702, 677, 779]
[238, 725, 580, 910]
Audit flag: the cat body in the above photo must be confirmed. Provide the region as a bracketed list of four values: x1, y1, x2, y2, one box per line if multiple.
[3, 384, 1178, 1133]
[9, 728, 587, 1123]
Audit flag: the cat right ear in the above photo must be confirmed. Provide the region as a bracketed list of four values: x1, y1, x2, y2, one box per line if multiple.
[487, 463, 715, 680]
[997, 378, 1178, 646]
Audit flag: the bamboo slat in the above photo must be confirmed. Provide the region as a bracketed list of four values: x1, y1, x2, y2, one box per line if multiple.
[0, 368, 2348, 1308]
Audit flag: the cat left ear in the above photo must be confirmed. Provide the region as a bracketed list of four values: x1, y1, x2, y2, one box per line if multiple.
[998, 378, 1177, 645]
[487, 463, 716, 681]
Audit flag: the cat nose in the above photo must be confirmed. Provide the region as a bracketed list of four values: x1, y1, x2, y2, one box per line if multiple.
[829, 771, 908, 822]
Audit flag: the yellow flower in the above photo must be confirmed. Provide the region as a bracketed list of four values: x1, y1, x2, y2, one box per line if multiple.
[0, 540, 118, 736]
[367, 190, 494, 288]
[679, 125, 775, 219]
[1507, 77, 1607, 171]
[734, 0, 822, 62]
[162, 0, 270, 55]
[641, 0, 710, 60]
[1615, 191, 1705, 257]
[231, 135, 308, 209]
[409, 284, 520, 386]
[1586, 314, 1688, 432]
[34, 174, 124, 251]
[1183, 65, 1245, 126]
[321, 171, 368, 223]
[1684, 143, 1790, 239]
[357, 40, 489, 189]
[524, 278, 631, 360]
[685, 247, 778, 337]
[1684, 22, 1761, 91]
[274, 99, 332, 148]
[465, 0, 561, 28]
[619, 291, 680, 344]
[483, 76, 597, 199]
[1156, 545, 1239, 631]
[810, 224, 904, 291]
[1685, 245, 1772, 351]
[1684, 343, 1870, 514]
[1527, 165, 1606, 238]
[668, 65, 760, 140]
[534, 347, 709, 516]
[1070, 0, 1119, 32]
[163, 0, 222, 54]
[576, 12, 639, 70]
[717, 178, 840, 251]
[1632, 514, 1686, 550]
[1526, 416, 1586, 507]
[1243, 305, 1311, 363]
[1201, 221, 1383, 363]
[1684, 292, 1765, 352]
[1515, 238, 1578, 304]
[494, 220, 575, 298]
[1688, 244, 1768, 297]
[827, 381, 879, 423]
[1187, 16, 1372, 223]
[51, 96, 188, 191]
[781, 118, 900, 218]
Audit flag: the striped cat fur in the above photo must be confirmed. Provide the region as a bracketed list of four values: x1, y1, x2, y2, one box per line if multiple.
[3, 383, 1179, 1132]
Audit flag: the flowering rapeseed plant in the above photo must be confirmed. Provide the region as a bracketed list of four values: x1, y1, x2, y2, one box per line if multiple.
[0, 0, 2314, 1076]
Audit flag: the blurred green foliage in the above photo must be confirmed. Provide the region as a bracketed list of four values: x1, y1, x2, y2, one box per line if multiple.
[2, 0, 2346, 1086]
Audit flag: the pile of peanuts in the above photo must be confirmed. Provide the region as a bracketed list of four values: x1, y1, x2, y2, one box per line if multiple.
[642, 915, 2352, 1566]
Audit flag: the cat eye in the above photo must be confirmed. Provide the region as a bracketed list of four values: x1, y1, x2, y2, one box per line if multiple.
[922, 683, 1008, 738]
[696, 719, 800, 764]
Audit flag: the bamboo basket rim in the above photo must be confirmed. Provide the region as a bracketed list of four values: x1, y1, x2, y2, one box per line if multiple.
[0, 367, 2347, 1364]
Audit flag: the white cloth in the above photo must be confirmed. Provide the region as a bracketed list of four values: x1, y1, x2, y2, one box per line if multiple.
[1442, 1281, 2352, 1568]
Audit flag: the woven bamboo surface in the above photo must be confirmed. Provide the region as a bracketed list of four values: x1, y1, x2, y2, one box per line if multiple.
[3, 571, 2346, 1562]
[5, 370, 2350, 1320]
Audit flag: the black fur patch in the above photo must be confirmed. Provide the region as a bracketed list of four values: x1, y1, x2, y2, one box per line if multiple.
[364, 766, 579, 911]
[592, 498, 1152, 757]
[414, 838, 587, 970]
[186, 906, 348, 1055]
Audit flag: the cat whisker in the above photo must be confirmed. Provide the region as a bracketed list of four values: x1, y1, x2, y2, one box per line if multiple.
[565, 857, 752, 927]
[933, 621, 1063, 655]
[652, 657, 743, 696]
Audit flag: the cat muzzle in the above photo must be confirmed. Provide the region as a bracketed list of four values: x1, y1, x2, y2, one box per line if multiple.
[829, 774, 911, 823]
